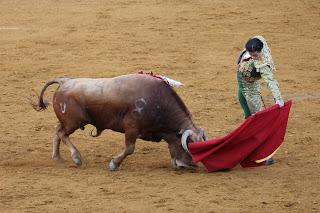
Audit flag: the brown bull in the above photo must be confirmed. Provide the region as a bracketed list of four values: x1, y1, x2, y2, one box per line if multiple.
[32, 74, 207, 170]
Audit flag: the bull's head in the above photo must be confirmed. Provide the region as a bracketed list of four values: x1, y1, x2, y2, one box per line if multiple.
[168, 128, 208, 169]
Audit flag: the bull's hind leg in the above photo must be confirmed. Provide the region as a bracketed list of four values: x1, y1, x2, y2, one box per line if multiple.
[57, 129, 82, 166]
[109, 130, 137, 171]
[53, 95, 89, 166]
[52, 123, 62, 161]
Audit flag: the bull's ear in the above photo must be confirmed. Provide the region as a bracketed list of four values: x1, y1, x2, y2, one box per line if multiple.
[176, 129, 184, 137]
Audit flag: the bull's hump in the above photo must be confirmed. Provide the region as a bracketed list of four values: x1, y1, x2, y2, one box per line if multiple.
[117, 74, 164, 83]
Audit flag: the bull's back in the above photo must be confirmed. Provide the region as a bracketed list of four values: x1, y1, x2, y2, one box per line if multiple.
[60, 75, 164, 104]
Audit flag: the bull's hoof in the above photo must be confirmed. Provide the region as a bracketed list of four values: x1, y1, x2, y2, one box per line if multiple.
[52, 155, 64, 163]
[52, 155, 61, 161]
[71, 152, 82, 166]
[109, 159, 119, 171]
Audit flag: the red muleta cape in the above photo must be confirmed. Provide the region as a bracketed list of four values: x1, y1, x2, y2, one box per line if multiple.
[189, 101, 292, 172]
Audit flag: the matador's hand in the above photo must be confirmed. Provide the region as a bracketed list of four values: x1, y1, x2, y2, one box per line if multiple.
[276, 99, 284, 107]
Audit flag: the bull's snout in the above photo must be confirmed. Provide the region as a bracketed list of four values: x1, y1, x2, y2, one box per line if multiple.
[168, 140, 197, 169]
[171, 158, 198, 169]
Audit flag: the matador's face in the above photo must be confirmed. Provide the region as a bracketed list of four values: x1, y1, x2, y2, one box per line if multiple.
[249, 51, 262, 60]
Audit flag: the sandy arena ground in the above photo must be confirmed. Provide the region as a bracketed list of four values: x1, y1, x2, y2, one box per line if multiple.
[1, 0, 319, 212]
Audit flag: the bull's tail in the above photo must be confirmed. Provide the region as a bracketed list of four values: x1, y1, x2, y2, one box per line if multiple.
[31, 78, 70, 111]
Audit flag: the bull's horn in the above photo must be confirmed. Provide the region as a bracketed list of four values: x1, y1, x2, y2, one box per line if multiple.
[203, 131, 209, 141]
[181, 129, 193, 156]
[201, 128, 209, 141]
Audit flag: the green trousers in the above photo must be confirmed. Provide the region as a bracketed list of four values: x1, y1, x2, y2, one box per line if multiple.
[237, 72, 251, 119]
[238, 89, 252, 119]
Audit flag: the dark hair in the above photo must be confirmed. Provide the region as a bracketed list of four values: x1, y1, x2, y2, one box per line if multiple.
[245, 38, 263, 52]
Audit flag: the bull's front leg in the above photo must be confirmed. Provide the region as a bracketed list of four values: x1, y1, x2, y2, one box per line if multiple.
[109, 131, 137, 171]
